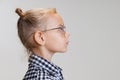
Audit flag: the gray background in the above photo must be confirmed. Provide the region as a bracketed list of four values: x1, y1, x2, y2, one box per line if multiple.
[0, 0, 120, 80]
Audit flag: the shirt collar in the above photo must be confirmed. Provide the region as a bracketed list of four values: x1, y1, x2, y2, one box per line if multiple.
[28, 53, 62, 75]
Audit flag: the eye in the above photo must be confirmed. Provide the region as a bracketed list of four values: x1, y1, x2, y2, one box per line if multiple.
[59, 27, 63, 31]
[58, 27, 66, 32]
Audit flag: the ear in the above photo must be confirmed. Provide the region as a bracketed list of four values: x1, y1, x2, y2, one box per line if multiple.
[33, 31, 46, 46]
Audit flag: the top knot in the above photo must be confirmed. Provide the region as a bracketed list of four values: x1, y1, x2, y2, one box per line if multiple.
[15, 8, 25, 18]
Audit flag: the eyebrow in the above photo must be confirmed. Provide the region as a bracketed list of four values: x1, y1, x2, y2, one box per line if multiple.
[58, 24, 64, 26]
[58, 24, 65, 28]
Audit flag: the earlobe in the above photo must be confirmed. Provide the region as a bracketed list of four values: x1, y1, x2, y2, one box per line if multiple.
[33, 31, 45, 46]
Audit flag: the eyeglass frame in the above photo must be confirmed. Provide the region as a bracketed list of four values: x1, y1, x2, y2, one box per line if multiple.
[23, 25, 67, 48]
[41, 25, 66, 33]
[27, 25, 66, 40]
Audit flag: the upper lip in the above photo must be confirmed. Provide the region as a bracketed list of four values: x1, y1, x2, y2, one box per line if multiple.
[66, 41, 69, 45]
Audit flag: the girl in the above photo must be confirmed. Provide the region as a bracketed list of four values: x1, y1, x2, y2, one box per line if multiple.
[15, 8, 69, 80]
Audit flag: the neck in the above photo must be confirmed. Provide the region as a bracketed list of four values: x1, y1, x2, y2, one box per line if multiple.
[32, 47, 55, 61]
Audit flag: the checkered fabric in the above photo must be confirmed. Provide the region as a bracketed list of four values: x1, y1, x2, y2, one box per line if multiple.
[23, 53, 64, 80]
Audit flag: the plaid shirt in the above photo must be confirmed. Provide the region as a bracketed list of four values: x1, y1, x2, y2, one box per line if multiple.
[23, 53, 64, 80]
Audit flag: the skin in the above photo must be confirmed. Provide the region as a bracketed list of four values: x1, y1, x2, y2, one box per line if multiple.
[32, 13, 70, 61]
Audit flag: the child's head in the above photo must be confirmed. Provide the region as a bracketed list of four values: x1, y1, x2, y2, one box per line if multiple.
[15, 8, 69, 54]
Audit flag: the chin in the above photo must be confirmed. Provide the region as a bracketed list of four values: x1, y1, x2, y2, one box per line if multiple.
[58, 48, 67, 53]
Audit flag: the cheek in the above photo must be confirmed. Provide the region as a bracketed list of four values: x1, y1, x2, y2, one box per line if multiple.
[45, 33, 67, 52]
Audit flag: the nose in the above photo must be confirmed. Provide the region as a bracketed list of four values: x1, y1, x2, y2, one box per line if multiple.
[65, 31, 70, 39]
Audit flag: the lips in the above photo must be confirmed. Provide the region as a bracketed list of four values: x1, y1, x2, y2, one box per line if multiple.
[66, 41, 69, 45]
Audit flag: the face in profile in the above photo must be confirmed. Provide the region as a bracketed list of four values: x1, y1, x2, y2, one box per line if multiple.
[44, 13, 70, 53]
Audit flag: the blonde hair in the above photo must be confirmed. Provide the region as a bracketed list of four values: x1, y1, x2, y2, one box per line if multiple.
[15, 8, 57, 53]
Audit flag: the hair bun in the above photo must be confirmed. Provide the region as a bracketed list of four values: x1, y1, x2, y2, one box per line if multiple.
[15, 8, 24, 18]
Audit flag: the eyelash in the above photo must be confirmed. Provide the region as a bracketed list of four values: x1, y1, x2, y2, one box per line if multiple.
[58, 27, 65, 32]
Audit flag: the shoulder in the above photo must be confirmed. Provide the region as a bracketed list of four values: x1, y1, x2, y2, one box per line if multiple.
[23, 66, 40, 80]
[23, 66, 51, 80]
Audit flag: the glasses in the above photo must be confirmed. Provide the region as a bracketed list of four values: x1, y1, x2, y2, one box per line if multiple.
[27, 25, 66, 41]
[24, 25, 66, 46]
[42, 25, 66, 33]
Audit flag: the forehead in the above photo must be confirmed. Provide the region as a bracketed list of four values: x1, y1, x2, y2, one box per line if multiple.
[46, 14, 64, 28]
